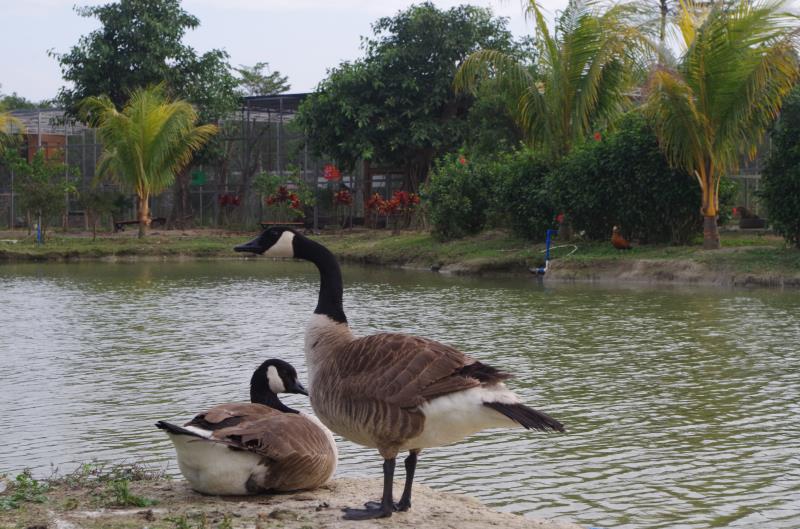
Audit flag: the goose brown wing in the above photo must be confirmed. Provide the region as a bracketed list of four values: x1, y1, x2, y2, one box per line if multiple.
[212, 414, 335, 489]
[184, 403, 277, 433]
[214, 414, 328, 459]
[338, 333, 502, 408]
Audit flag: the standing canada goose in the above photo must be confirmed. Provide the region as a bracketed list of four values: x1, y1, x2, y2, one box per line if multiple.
[235, 228, 565, 520]
[156, 359, 337, 495]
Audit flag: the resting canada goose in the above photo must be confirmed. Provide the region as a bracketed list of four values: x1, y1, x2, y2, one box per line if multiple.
[155, 359, 337, 495]
[235, 228, 565, 520]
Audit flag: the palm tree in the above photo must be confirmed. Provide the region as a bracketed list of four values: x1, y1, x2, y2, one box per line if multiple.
[454, 0, 653, 160]
[81, 86, 217, 238]
[645, 0, 799, 249]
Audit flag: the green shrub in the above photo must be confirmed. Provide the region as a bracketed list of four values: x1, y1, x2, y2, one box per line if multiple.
[548, 112, 702, 244]
[490, 149, 556, 240]
[425, 153, 494, 240]
[762, 87, 800, 248]
[0, 470, 49, 510]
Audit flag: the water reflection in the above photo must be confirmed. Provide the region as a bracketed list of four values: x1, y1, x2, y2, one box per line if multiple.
[1, 261, 799, 529]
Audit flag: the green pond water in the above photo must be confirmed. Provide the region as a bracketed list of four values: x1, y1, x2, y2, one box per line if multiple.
[1, 260, 798, 529]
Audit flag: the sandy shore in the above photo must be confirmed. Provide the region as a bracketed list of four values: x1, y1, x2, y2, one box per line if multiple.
[1, 476, 585, 529]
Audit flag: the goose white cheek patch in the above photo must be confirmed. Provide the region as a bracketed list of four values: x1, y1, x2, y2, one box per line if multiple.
[267, 366, 286, 393]
[263, 231, 295, 258]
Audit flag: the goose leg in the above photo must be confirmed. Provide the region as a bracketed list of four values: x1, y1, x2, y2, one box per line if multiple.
[396, 449, 419, 511]
[342, 458, 396, 520]
[362, 449, 419, 512]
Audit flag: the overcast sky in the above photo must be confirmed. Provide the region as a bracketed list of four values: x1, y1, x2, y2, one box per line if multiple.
[0, 0, 569, 103]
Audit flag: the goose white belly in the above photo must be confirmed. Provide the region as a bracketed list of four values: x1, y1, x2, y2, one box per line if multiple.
[402, 386, 519, 450]
[167, 432, 265, 495]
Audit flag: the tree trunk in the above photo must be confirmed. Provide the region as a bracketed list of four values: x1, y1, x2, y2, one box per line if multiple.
[702, 216, 720, 249]
[138, 193, 150, 239]
[658, 0, 668, 64]
[699, 164, 721, 250]
[363, 160, 374, 228]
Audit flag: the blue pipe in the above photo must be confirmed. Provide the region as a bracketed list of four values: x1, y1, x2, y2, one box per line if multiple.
[36, 217, 42, 245]
[534, 228, 559, 274]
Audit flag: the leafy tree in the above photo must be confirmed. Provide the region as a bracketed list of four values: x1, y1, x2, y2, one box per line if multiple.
[761, 85, 800, 248]
[51, 0, 237, 116]
[81, 85, 218, 238]
[235, 62, 291, 96]
[0, 90, 55, 111]
[455, 0, 652, 160]
[297, 2, 516, 190]
[645, 0, 799, 249]
[4, 150, 77, 241]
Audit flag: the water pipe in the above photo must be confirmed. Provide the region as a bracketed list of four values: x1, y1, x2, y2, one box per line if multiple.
[533, 228, 559, 275]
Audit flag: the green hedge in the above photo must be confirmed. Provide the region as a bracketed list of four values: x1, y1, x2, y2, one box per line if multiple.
[762, 86, 800, 248]
[489, 149, 555, 239]
[548, 113, 702, 244]
[426, 112, 740, 244]
[425, 153, 494, 240]
[426, 150, 555, 240]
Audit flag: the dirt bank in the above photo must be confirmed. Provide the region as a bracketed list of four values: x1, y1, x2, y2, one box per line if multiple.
[546, 257, 800, 288]
[1, 476, 584, 529]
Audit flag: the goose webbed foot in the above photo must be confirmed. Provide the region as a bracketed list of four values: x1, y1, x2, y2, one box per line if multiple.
[342, 457, 396, 521]
[362, 500, 404, 511]
[342, 503, 394, 520]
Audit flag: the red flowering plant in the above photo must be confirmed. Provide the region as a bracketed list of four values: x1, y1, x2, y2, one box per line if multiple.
[254, 169, 314, 223]
[323, 164, 341, 182]
[365, 190, 420, 231]
[217, 193, 241, 225]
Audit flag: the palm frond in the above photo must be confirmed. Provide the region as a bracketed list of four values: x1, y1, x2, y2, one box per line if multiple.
[645, 68, 710, 175]
[86, 85, 217, 198]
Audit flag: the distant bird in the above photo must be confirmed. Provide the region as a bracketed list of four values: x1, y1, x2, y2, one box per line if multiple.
[611, 226, 632, 250]
[156, 359, 337, 495]
[235, 228, 564, 520]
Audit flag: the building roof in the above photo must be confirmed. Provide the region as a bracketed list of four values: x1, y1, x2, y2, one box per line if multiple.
[7, 109, 89, 135]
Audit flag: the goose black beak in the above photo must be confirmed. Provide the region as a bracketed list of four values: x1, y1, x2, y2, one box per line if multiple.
[290, 381, 309, 396]
[234, 236, 265, 254]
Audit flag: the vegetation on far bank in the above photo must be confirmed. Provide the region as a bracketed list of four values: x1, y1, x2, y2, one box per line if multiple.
[1, 228, 798, 281]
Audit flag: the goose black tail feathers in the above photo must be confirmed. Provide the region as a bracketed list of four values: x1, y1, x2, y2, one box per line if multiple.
[155, 420, 205, 438]
[484, 402, 565, 433]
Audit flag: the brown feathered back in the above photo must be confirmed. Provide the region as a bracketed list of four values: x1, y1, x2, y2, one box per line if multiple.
[310, 332, 509, 451]
[185, 403, 337, 492]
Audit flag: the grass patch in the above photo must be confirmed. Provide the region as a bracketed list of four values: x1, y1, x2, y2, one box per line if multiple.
[50, 461, 166, 488]
[108, 479, 158, 508]
[0, 470, 49, 510]
[1, 227, 798, 281]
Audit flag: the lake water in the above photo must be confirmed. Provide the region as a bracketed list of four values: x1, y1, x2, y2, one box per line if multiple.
[1, 260, 799, 529]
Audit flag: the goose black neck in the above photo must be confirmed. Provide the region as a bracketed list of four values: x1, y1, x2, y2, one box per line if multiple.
[293, 234, 348, 324]
[250, 380, 298, 414]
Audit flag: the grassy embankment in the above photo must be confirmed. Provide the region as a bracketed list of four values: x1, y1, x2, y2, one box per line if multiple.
[1, 227, 798, 283]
